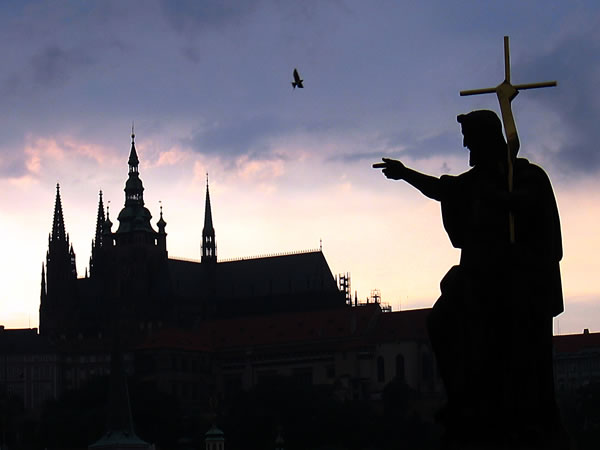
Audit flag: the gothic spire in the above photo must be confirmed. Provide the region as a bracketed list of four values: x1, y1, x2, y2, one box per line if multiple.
[204, 174, 214, 233]
[40, 262, 46, 303]
[52, 183, 67, 246]
[128, 125, 140, 171]
[94, 190, 106, 248]
[201, 174, 216, 264]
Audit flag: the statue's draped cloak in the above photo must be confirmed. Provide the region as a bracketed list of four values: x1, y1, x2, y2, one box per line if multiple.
[438, 158, 563, 317]
[428, 157, 565, 443]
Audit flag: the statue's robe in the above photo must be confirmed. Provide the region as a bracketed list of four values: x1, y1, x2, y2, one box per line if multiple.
[427, 158, 563, 443]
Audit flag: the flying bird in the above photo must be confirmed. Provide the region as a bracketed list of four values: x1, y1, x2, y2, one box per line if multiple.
[291, 68, 304, 89]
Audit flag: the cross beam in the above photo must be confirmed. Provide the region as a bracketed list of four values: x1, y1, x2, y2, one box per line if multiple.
[461, 37, 557, 96]
[459, 36, 557, 243]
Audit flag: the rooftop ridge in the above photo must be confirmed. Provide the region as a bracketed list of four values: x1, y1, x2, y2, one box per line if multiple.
[169, 248, 322, 264]
[218, 248, 322, 263]
[170, 256, 202, 263]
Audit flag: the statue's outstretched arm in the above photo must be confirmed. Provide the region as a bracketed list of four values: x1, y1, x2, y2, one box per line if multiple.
[374, 158, 442, 201]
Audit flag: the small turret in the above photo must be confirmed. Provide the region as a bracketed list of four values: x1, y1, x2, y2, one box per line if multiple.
[157, 203, 167, 253]
[104, 203, 113, 237]
[205, 426, 224, 450]
[69, 242, 77, 278]
[40, 263, 46, 303]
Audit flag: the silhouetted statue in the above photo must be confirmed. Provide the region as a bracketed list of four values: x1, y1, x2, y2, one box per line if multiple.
[374, 108, 566, 448]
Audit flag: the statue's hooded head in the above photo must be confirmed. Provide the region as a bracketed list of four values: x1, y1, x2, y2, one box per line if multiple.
[457, 110, 507, 167]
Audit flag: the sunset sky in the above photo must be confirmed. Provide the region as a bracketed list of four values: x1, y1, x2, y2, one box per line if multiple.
[1, 1, 599, 334]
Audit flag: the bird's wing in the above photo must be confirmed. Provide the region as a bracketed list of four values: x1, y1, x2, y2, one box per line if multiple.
[293, 68, 300, 82]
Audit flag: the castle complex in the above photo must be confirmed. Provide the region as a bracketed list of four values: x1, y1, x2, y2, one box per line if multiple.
[39, 132, 345, 339]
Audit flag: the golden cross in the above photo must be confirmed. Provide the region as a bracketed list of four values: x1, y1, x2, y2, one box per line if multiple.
[460, 36, 557, 243]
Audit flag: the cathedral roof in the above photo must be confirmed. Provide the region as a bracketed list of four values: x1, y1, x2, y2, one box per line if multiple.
[168, 250, 339, 301]
[215, 250, 338, 298]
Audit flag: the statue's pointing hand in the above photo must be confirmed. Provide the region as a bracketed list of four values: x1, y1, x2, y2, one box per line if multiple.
[372, 158, 406, 180]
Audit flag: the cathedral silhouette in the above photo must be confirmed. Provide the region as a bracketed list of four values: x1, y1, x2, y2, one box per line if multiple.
[39, 132, 345, 339]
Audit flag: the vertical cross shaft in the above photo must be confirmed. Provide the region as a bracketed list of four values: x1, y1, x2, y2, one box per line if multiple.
[459, 36, 557, 244]
[504, 36, 511, 83]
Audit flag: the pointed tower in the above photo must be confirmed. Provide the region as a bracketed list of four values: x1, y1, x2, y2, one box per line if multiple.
[115, 128, 157, 244]
[202, 175, 217, 264]
[107, 128, 169, 319]
[46, 183, 77, 284]
[40, 263, 47, 304]
[90, 190, 106, 277]
[51, 183, 67, 244]
[40, 183, 78, 336]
